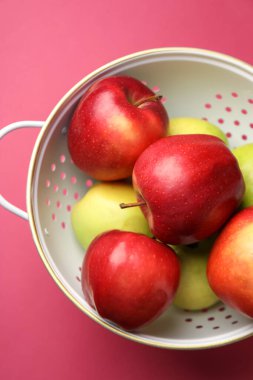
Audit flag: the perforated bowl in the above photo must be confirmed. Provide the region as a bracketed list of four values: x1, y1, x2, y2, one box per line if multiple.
[1, 48, 253, 349]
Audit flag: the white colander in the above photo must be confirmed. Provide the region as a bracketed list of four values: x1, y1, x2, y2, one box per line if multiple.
[1, 48, 253, 350]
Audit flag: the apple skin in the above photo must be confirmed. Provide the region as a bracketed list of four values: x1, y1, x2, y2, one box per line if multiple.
[133, 134, 245, 245]
[232, 143, 253, 208]
[71, 182, 151, 249]
[82, 230, 180, 330]
[168, 117, 228, 145]
[207, 206, 253, 318]
[172, 239, 219, 311]
[68, 76, 168, 181]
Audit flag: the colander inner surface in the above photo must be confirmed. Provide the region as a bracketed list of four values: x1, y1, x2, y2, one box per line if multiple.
[31, 53, 253, 348]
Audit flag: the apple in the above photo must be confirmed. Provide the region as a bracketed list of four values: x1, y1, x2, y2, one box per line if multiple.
[172, 239, 219, 310]
[82, 230, 180, 330]
[68, 76, 168, 181]
[232, 143, 253, 208]
[129, 134, 245, 245]
[168, 117, 228, 145]
[207, 206, 253, 318]
[71, 182, 151, 249]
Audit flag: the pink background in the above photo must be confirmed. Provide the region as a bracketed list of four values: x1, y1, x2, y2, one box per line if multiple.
[0, 1, 253, 379]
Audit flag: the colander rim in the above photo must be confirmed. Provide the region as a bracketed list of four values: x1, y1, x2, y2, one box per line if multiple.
[26, 47, 253, 350]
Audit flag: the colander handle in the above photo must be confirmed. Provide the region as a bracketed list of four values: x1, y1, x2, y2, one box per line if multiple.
[0, 121, 44, 220]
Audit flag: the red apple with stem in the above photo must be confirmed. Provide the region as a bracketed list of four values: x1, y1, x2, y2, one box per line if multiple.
[121, 134, 245, 245]
[68, 76, 168, 181]
[82, 230, 180, 330]
[207, 206, 253, 318]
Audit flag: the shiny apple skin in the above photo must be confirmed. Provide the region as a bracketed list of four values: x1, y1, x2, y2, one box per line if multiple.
[207, 206, 253, 318]
[82, 230, 180, 330]
[133, 134, 245, 245]
[68, 76, 168, 181]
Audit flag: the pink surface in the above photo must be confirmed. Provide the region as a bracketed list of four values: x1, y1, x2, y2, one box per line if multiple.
[0, 1, 253, 379]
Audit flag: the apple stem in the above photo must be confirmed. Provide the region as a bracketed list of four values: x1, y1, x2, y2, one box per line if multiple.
[134, 94, 163, 107]
[120, 201, 146, 209]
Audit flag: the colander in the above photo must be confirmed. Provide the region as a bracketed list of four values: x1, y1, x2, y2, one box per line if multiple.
[1, 48, 253, 350]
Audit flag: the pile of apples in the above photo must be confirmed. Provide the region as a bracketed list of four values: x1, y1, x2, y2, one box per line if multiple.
[67, 75, 253, 331]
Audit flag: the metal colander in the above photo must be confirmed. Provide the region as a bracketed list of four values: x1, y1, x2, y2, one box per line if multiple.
[1, 48, 253, 349]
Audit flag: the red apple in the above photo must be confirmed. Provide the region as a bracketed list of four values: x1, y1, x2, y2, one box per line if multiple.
[68, 76, 168, 181]
[130, 134, 245, 245]
[207, 206, 253, 318]
[82, 230, 180, 330]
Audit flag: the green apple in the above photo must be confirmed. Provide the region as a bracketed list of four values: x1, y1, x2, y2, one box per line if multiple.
[232, 143, 253, 208]
[172, 239, 219, 310]
[168, 117, 228, 145]
[71, 182, 151, 249]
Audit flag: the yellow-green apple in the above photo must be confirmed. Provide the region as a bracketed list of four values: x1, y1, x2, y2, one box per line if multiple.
[68, 76, 168, 181]
[172, 239, 219, 310]
[129, 134, 245, 245]
[207, 206, 253, 318]
[232, 143, 253, 208]
[168, 117, 228, 145]
[71, 182, 151, 249]
[82, 230, 180, 330]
